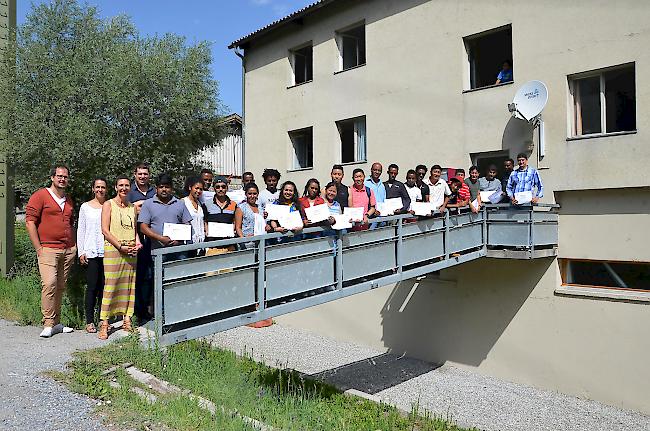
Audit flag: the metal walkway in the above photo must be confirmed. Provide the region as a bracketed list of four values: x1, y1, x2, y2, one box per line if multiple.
[152, 204, 559, 346]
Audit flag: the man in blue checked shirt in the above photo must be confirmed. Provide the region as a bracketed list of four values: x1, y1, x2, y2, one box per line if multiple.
[506, 153, 544, 205]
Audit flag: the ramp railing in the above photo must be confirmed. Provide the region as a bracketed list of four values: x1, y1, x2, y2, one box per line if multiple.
[152, 204, 558, 346]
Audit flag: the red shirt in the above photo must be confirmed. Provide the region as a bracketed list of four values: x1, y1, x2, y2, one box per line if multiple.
[25, 188, 75, 249]
[298, 196, 325, 209]
[349, 185, 376, 216]
[457, 179, 470, 202]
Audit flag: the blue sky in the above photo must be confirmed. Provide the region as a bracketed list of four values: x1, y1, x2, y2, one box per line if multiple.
[18, 0, 315, 115]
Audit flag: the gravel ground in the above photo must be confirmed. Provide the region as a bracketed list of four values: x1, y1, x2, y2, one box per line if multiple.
[207, 324, 650, 431]
[0, 319, 126, 431]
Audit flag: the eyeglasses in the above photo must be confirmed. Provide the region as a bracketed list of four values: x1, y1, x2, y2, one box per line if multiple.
[54, 175, 68, 179]
[215, 184, 227, 189]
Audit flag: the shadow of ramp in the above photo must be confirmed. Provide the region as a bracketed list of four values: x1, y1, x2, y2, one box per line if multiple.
[307, 352, 440, 395]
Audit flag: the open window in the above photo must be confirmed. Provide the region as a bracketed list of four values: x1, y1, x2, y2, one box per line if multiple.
[464, 25, 513, 90]
[337, 116, 366, 163]
[569, 63, 636, 137]
[560, 259, 650, 291]
[336, 23, 366, 71]
[288, 127, 313, 170]
[290, 43, 313, 85]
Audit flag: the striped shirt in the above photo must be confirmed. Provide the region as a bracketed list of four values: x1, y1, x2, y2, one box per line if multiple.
[506, 166, 544, 198]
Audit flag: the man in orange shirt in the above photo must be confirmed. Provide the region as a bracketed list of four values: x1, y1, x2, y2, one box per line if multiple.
[25, 165, 77, 338]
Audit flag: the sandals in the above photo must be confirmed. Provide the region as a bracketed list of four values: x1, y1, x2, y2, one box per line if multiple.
[122, 316, 133, 332]
[97, 321, 109, 340]
[85, 323, 97, 333]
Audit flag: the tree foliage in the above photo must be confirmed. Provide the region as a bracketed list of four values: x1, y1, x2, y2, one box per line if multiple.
[0, 0, 225, 202]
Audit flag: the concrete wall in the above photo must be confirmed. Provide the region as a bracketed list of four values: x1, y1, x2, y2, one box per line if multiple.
[241, 0, 650, 413]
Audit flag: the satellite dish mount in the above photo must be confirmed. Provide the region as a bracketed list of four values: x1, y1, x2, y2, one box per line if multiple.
[508, 81, 548, 158]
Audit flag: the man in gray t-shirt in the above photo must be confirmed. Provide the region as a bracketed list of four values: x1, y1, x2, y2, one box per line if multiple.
[258, 168, 281, 213]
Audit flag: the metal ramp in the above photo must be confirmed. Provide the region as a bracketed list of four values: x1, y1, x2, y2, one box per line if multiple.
[152, 204, 558, 346]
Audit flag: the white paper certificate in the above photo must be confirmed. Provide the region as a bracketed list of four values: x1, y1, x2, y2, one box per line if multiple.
[479, 191, 494, 202]
[514, 191, 533, 204]
[410, 202, 433, 216]
[278, 211, 303, 230]
[226, 190, 246, 203]
[207, 222, 235, 238]
[344, 207, 364, 222]
[265, 203, 290, 220]
[162, 223, 191, 241]
[304, 204, 330, 223]
[331, 214, 353, 230]
[378, 197, 403, 215]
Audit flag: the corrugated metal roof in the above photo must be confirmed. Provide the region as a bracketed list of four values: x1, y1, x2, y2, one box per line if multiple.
[228, 0, 338, 49]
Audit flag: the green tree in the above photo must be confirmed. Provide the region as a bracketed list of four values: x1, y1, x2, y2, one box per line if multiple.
[0, 0, 225, 203]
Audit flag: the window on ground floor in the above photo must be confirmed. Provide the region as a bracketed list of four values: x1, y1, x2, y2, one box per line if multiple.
[560, 259, 650, 291]
[464, 24, 513, 90]
[337, 116, 366, 163]
[288, 127, 313, 170]
[569, 63, 636, 137]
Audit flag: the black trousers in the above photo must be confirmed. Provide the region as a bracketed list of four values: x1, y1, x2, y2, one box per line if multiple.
[84, 257, 104, 324]
[134, 245, 153, 319]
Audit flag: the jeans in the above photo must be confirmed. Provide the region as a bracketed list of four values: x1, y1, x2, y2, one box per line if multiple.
[84, 257, 104, 324]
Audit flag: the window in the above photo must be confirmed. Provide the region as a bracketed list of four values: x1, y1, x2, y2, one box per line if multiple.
[288, 127, 313, 169]
[464, 25, 513, 90]
[337, 116, 366, 163]
[569, 63, 636, 137]
[337, 23, 366, 71]
[290, 44, 313, 85]
[560, 259, 650, 291]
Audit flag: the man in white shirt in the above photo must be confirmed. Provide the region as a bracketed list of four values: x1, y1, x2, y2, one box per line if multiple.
[258, 168, 281, 213]
[424, 164, 451, 212]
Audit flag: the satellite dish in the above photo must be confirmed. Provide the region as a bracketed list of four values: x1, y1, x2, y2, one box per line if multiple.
[509, 80, 548, 122]
[507, 80, 549, 159]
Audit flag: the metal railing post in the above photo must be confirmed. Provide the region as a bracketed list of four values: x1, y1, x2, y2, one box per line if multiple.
[396, 216, 403, 274]
[482, 205, 488, 252]
[336, 231, 343, 290]
[529, 207, 535, 257]
[154, 253, 164, 343]
[444, 210, 450, 260]
[257, 238, 266, 311]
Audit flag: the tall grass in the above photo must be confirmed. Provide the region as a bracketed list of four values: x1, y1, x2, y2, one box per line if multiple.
[66, 336, 474, 431]
[0, 223, 85, 327]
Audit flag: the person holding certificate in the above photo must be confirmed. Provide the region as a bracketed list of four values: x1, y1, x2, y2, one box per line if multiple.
[139, 173, 193, 262]
[182, 176, 205, 255]
[507, 153, 544, 205]
[202, 176, 238, 255]
[98, 175, 141, 340]
[269, 181, 305, 241]
[300, 179, 336, 236]
[348, 168, 376, 231]
[235, 183, 267, 240]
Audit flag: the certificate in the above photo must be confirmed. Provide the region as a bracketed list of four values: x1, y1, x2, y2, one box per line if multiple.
[162, 223, 191, 241]
[377, 197, 403, 215]
[265, 203, 290, 220]
[410, 202, 433, 216]
[304, 204, 330, 223]
[514, 191, 533, 204]
[344, 207, 364, 222]
[226, 189, 246, 203]
[471, 198, 479, 209]
[207, 222, 235, 238]
[479, 191, 494, 202]
[278, 211, 304, 230]
[331, 214, 353, 230]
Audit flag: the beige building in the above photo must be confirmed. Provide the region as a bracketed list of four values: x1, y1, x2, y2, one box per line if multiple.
[229, 0, 650, 414]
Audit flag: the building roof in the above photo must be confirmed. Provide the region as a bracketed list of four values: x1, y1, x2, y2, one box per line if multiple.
[219, 113, 242, 126]
[228, 0, 338, 49]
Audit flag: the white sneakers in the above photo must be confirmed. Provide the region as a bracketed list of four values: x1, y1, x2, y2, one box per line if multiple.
[39, 323, 74, 338]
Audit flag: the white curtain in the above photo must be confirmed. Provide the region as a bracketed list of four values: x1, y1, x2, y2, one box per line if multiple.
[355, 118, 366, 162]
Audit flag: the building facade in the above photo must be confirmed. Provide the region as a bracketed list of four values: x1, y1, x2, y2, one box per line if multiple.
[230, 0, 650, 413]
[195, 113, 244, 179]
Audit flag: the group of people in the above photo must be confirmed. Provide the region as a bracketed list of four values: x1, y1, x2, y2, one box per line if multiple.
[25, 153, 542, 340]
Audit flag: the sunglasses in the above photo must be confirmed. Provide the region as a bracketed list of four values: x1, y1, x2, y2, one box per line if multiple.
[214, 184, 227, 189]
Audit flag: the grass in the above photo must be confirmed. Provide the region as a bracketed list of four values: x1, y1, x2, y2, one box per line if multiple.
[60, 335, 474, 431]
[0, 223, 85, 328]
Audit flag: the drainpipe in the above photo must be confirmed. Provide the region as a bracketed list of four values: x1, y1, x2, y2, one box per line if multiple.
[234, 47, 246, 177]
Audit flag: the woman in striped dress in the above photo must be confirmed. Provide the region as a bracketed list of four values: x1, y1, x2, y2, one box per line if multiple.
[98, 175, 140, 340]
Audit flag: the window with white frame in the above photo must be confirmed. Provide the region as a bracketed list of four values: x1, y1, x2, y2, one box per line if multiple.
[288, 127, 313, 170]
[290, 44, 313, 85]
[337, 116, 366, 163]
[336, 23, 366, 71]
[569, 63, 636, 137]
[560, 259, 650, 291]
